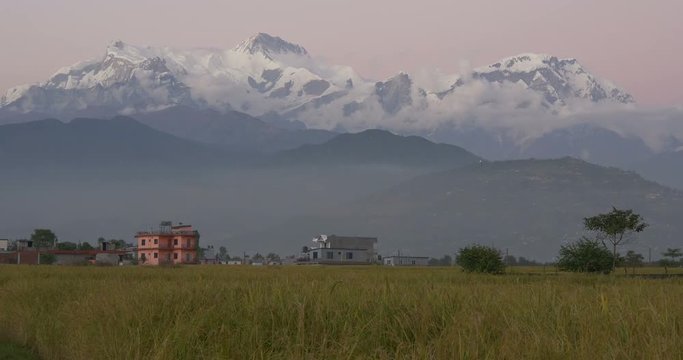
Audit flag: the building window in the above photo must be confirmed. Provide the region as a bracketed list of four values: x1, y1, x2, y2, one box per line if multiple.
[173, 238, 178, 246]
[154, 239, 158, 245]
[153, 253, 158, 259]
[186, 253, 191, 262]
[412, 260, 416, 265]
[326, 251, 334, 259]
[174, 253, 178, 260]
[141, 239, 146, 246]
[346, 252, 353, 260]
[312, 252, 318, 259]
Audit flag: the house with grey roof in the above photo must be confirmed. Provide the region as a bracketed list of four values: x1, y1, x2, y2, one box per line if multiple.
[300, 235, 379, 265]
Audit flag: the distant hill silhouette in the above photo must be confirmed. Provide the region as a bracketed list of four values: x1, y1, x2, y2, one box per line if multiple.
[270, 129, 481, 168]
[0, 116, 235, 169]
[132, 106, 336, 153]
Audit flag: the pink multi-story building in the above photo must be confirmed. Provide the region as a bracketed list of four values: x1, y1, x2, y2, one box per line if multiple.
[135, 222, 199, 265]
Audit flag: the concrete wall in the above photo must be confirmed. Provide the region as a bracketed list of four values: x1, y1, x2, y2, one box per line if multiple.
[309, 248, 376, 264]
[54, 253, 92, 265]
[95, 253, 121, 266]
[0, 251, 39, 265]
[326, 236, 377, 250]
[384, 256, 430, 266]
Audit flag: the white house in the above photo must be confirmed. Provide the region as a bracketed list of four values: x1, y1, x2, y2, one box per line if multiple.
[383, 255, 430, 266]
[0, 239, 9, 252]
[301, 235, 378, 265]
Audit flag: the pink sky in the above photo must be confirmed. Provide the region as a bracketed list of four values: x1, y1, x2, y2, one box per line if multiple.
[0, 0, 681, 106]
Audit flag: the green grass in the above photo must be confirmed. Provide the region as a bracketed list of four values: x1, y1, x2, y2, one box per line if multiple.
[1, 265, 682, 359]
[0, 343, 38, 360]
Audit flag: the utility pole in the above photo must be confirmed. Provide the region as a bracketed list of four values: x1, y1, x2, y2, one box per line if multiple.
[648, 247, 652, 265]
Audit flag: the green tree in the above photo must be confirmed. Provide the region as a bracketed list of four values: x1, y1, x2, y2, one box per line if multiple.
[584, 207, 648, 270]
[252, 253, 265, 262]
[30, 229, 57, 264]
[624, 250, 644, 275]
[266, 253, 281, 262]
[456, 245, 505, 274]
[557, 237, 615, 274]
[56, 241, 78, 251]
[30, 229, 57, 250]
[660, 248, 682, 274]
[218, 246, 229, 261]
[79, 242, 94, 250]
[39, 253, 56, 265]
[110, 239, 128, 249]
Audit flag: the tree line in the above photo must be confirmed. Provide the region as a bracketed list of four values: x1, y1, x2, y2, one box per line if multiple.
[456, 207, 682, 274]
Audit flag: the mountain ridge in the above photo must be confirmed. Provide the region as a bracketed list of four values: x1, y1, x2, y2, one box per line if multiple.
[1, 34, 633, 129]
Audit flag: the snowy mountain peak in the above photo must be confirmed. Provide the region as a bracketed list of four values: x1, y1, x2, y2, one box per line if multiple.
[103, 40, 158, 65]
[471, 52, 633, 105]
[234, 33, 309, 58]
[1, 39, 636, 129]
[486, 53, 571, 72]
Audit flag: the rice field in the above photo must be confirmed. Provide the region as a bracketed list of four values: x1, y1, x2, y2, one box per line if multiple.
[0, 265, 682, 359]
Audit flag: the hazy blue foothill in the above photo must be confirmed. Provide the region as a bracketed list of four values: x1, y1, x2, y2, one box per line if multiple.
[1, 113, 682, 260]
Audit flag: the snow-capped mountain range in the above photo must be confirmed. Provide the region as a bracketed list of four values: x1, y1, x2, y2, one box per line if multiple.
[1, 33, 633, 132]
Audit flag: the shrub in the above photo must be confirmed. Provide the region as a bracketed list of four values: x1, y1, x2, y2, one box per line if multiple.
[557, 237, 614, 274]
[39, 253, 56, 265]
[456, 245, 505, 274]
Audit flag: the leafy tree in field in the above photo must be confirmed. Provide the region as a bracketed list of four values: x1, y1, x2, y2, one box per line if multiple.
[218, 246, 229, 261]
[252, 253, 265, 262]
[624, 250, 644, 275]
[39, 253, 56, 265]
[56, 241, 78, 251]
[456, 245, 505, 274]
[30, 229, 57, 250]
[96, 238, 127, 249]
[266, 253, 281, 262]
[557, 237, 615, 274]
[80, 242, 94, 250]
[111, 239, 128, 249]
[30, 229, 57, 264]
[584, 207, 648, 270]
[660, 248, 682, 274]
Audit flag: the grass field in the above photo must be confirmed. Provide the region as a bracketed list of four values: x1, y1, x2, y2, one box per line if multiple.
[1, 265, 682, 359]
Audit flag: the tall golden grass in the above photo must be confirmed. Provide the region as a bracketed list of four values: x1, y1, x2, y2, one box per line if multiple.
[1, 265, 682, 359]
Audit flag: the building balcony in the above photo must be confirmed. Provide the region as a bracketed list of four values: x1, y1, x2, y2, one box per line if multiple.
[137, 244, 196, 250]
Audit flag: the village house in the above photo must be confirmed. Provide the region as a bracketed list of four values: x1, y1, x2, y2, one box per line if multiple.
[49, 241, 132, 265]
[301, 235, 379, 265]
[200, 245, 219, 264]
[135, 222, 199, 265]
[0, 239, 39, 265]
[0, 239, 9, 252]
[383, 255, 430, 266]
